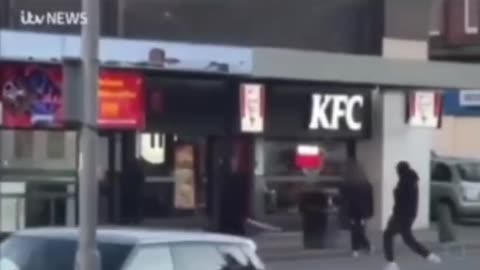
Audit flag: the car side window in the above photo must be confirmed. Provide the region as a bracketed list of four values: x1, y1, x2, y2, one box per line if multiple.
[217, 244, 250, 270]
[123, 245, 174, 270]
[171, 243, 225, 270]
[239, 245, 265, 270]
[432, 162, 452, 182]
[217, 244, 265, 270]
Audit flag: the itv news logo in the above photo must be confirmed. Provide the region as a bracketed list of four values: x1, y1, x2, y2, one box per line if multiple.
[20, 10, 88, 26]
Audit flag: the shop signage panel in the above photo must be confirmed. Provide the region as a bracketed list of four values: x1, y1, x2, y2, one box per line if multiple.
[0, 63, 63, 128]
[265, 86, 371, 138]
[406, 90, 443, 128]
[308, 94, 364, 131]
[240, 83, 265, 133]
[459, 89, 480, 106]
[98, 70, 145, 129]
[145, 77, 230, 135]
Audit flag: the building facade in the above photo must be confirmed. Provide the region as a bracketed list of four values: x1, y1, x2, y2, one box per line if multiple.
[2, 0, 480, 235]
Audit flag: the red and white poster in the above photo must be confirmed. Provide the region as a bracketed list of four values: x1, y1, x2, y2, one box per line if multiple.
[407, 91, 443, 128]
[98, 70, 145, 129]
[240, 83, 265, 133]
[295, 145, 327, 173]
[173, 144, 196, 209]
[0, 63, 63, 128]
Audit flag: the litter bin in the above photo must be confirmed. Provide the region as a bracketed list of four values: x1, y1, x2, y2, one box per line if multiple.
[299, 189, 340, 249]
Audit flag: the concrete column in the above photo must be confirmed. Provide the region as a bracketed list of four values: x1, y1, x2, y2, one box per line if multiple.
[357, 0, 434, 230]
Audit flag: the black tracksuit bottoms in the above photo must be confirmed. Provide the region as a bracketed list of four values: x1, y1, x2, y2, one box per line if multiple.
[383, 217, 430, 262]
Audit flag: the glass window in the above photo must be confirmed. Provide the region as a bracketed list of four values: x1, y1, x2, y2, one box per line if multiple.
[431, 162, 452, 182]
[263, 140, 347, 177]
[456, 162, 480, 182]
[14, 130, 34, 159]
[0, 236, 133, 270]
[46, 131, 66, 159]
[217, 244, 265, 270]
[171, 243, 224, 270]
[124, 245, 174, 270]
[240, 245, 265, 270]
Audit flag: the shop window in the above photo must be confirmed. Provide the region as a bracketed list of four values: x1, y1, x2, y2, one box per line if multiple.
[263, 140, 347, 215]
[14, 130, 34, 159]
[46, 131, 66, 159]
[263, 140, 347, 177]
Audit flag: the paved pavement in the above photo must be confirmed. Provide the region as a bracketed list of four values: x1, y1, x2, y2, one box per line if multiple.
[254, 224, 480, 261]
[268, 248, 480, 270]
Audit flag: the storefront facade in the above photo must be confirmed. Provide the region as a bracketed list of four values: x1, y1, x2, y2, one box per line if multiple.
[3, 29, 480, 234]
[250, 83, 372, 228]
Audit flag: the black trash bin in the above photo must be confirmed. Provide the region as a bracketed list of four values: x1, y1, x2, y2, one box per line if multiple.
[299, 189, 340, 249]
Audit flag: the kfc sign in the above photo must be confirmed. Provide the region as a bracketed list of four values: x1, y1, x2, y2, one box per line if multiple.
[309, 94, 364, 131]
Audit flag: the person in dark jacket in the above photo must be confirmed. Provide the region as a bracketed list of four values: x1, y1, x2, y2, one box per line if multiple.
[342, 160, 374, 257]
[383, 161, 441, 270]
[122, 157, 146, 225]
[219, 171, 249, 236]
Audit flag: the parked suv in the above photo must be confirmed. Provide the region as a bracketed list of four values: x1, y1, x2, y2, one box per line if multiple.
[430, 156, 480, 222]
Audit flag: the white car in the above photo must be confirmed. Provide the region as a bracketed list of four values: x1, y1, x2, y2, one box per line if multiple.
[0, 227, 265, 270]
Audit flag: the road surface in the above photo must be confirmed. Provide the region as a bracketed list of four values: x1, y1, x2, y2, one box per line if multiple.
[268, 247, 480, 270]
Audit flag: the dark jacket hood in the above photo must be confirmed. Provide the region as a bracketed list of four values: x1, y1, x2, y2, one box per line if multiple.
[396, 161, 419, 184]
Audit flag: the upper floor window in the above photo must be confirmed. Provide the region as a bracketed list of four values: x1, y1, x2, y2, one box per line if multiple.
[14, 130, 33, 159]
[46, 131, 66, 159]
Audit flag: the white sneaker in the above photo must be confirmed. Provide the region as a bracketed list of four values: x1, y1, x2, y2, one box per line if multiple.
[352, 251, 360, 258]
[383, 262, 399, 270]
[427, 253, 442, 264]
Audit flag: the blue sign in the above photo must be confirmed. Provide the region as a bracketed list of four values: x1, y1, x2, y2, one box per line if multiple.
[443, 90, 480, 117]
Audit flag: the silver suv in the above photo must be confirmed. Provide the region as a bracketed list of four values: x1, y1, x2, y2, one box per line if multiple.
[430, 156, 480, 222]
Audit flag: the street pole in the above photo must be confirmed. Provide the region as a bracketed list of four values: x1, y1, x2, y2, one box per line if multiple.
[75, 0, 100, 270]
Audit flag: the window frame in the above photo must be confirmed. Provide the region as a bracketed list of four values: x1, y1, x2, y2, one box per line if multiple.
[46, 130, 66, 159]
[14, 130, 34, 159]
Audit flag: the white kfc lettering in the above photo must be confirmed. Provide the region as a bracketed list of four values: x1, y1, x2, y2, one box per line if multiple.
[308, 94, 364, 131]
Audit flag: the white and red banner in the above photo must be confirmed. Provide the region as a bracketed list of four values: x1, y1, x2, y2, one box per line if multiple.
[407, 91, 443, 128]
[240, 83, 265, 133]
[295, 145, 326, 172]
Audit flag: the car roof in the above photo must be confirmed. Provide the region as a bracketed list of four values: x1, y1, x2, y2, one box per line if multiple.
[13, 227, 256, 249]
[432, 156, 480, 164]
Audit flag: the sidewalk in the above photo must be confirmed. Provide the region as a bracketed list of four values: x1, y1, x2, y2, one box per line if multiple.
[254, 225, 480, 262]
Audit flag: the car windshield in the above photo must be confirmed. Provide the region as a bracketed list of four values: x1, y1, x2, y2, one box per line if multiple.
[0, 235, 133, 270]
[456, 162, 480, 182]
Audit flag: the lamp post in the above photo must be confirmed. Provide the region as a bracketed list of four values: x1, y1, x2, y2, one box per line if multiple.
[75, 0, 100, 270]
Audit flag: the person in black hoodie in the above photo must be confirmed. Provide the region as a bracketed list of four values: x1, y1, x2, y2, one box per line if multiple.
[342, 160, 374, 258]
[383, 161, 441, 270]
[121, 157, 146, 225]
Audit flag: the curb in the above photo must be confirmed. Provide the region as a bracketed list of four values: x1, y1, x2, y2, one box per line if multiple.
[259, 241, 480, 262]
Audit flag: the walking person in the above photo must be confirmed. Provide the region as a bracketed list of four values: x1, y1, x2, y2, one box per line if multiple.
[342, 160, 374, 258]
[383, 161, 442, 270]
[122, 157, 146, 225]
